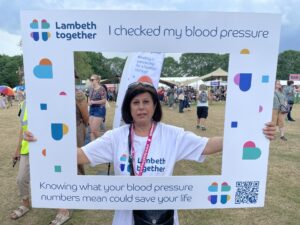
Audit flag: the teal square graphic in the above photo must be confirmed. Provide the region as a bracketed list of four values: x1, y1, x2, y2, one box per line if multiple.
[54, 165, 62, 173]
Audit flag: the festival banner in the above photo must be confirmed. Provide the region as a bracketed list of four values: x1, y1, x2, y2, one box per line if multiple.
[113, 52, 165, 128]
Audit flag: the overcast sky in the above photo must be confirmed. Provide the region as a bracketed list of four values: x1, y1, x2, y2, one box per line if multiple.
[0, 0, 299, 56]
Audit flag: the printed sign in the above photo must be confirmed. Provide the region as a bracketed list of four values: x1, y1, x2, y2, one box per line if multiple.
[289, 74, 300, 81]
[21, 10, 281, 209]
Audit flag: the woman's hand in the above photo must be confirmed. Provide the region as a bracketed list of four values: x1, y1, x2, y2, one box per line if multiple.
[23, 130, 37, 142]
[263, 122, 276, 140]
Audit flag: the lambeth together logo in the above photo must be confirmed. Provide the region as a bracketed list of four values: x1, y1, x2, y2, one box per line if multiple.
[208, 182, 231, 204]
[119, 153, 131, 173]
[30, 19, 51, 41]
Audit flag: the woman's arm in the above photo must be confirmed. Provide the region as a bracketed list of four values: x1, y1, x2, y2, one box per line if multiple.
[77, 148, 90, 164]
[13, 128, 23, 161]
[90, 98, 106, 105]
[76, 91, 89, 125]
[202, 122, 276, 156]
[202, 137, 223, 155]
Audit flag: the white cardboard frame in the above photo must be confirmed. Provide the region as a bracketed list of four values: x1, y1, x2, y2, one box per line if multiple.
[21, 10, 281, 209]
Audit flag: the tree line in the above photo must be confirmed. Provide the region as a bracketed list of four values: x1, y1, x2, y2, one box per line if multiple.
[0, 50, 299, 87]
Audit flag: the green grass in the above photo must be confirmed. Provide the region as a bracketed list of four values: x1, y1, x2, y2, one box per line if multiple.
[0, 102, 299, 225]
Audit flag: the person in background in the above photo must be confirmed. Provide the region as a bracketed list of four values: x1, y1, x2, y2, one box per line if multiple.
[283, 80, 296, 121]
[196, 84, 211, 131]
[272, 80, 288, 141]
[178, 85, 185, 113]
[0, 93, 7, 109]
[10, 100, 31, 220]
[88, 74, 107, 141]
[294, 85, 300, 103]
[167, 86, 175, 109]
[7, 95, 13, 108]
[183, 87, 191, 111]
[100, 83, 109, 133]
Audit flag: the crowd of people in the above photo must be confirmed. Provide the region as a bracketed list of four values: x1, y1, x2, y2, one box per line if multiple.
[0, 93, 14, 109]
[9, 75, 300, 224]
[157, 85, 226, 109]
[0, 90, 25, 109]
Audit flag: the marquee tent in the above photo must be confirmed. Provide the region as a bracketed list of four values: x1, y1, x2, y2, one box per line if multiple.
[159, 77, 204, 89]
[198, 68, 228, 81]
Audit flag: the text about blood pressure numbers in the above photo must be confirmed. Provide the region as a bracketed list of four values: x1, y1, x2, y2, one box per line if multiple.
[108, 25, 269, 40]
[39, 182, 194, 205]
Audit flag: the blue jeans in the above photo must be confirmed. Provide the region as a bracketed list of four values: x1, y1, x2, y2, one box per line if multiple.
[89, 105, 106, 118]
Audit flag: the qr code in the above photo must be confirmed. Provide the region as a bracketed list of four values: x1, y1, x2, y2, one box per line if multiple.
[235, 181, 259, 204]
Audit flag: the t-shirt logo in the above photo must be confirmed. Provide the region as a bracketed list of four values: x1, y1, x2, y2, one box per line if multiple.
[119, 153, 130, 173]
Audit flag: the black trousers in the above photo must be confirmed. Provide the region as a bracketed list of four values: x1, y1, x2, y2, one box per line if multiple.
[287, 104, 294, 120]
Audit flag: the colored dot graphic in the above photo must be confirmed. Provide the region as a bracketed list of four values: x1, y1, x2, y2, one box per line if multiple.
[234, 73, 252, 92]
[242, 141, 261, 160]
[51, 123, 69, 141]
[54, 165, 62, 173]
[240, 48, 250, 54]
[40, 103, 47, 110]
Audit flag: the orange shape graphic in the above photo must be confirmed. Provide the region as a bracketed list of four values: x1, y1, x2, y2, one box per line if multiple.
[240, 48, 250, 54]
[39, 58, 52, 65]
[42, 148, 46, 157]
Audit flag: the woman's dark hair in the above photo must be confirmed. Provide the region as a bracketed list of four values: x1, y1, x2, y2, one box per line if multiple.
[122, 83, 162, 124]
[101, 84, 109, 100]
[287, 80, 294, 86]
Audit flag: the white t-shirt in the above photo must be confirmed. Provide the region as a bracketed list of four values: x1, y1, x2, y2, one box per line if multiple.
[82, 122, 208, 225]
[197, 90, 209, 107]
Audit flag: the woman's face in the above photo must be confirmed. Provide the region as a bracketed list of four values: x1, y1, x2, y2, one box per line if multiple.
[130, 92, 156, 126]
[275, 81, 281, 90]
[90, 76, 99, 86]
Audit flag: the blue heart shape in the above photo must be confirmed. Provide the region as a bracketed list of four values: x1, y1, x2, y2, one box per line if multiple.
[33, 65, 53, 79]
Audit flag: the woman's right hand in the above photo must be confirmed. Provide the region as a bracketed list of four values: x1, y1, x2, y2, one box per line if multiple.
[23, 131, 37, 142]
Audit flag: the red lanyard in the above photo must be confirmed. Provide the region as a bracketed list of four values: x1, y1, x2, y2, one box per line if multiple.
[130, 122, 156, 176]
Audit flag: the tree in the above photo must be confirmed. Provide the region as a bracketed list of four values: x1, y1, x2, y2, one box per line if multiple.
[161, 57, 181, 77]
[104, 57, 126, 79]
[0, 55, 23, 87]
[74, 52, 93, 81]
[277, 50, 300, 80]
[179, 53, 229, 76]
[85, 52, 111, 79]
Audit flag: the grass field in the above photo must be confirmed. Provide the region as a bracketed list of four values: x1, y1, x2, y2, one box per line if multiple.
[0, 102, 299, 225]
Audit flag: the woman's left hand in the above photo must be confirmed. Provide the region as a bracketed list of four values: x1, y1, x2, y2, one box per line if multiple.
[263, 122, 276, 140]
